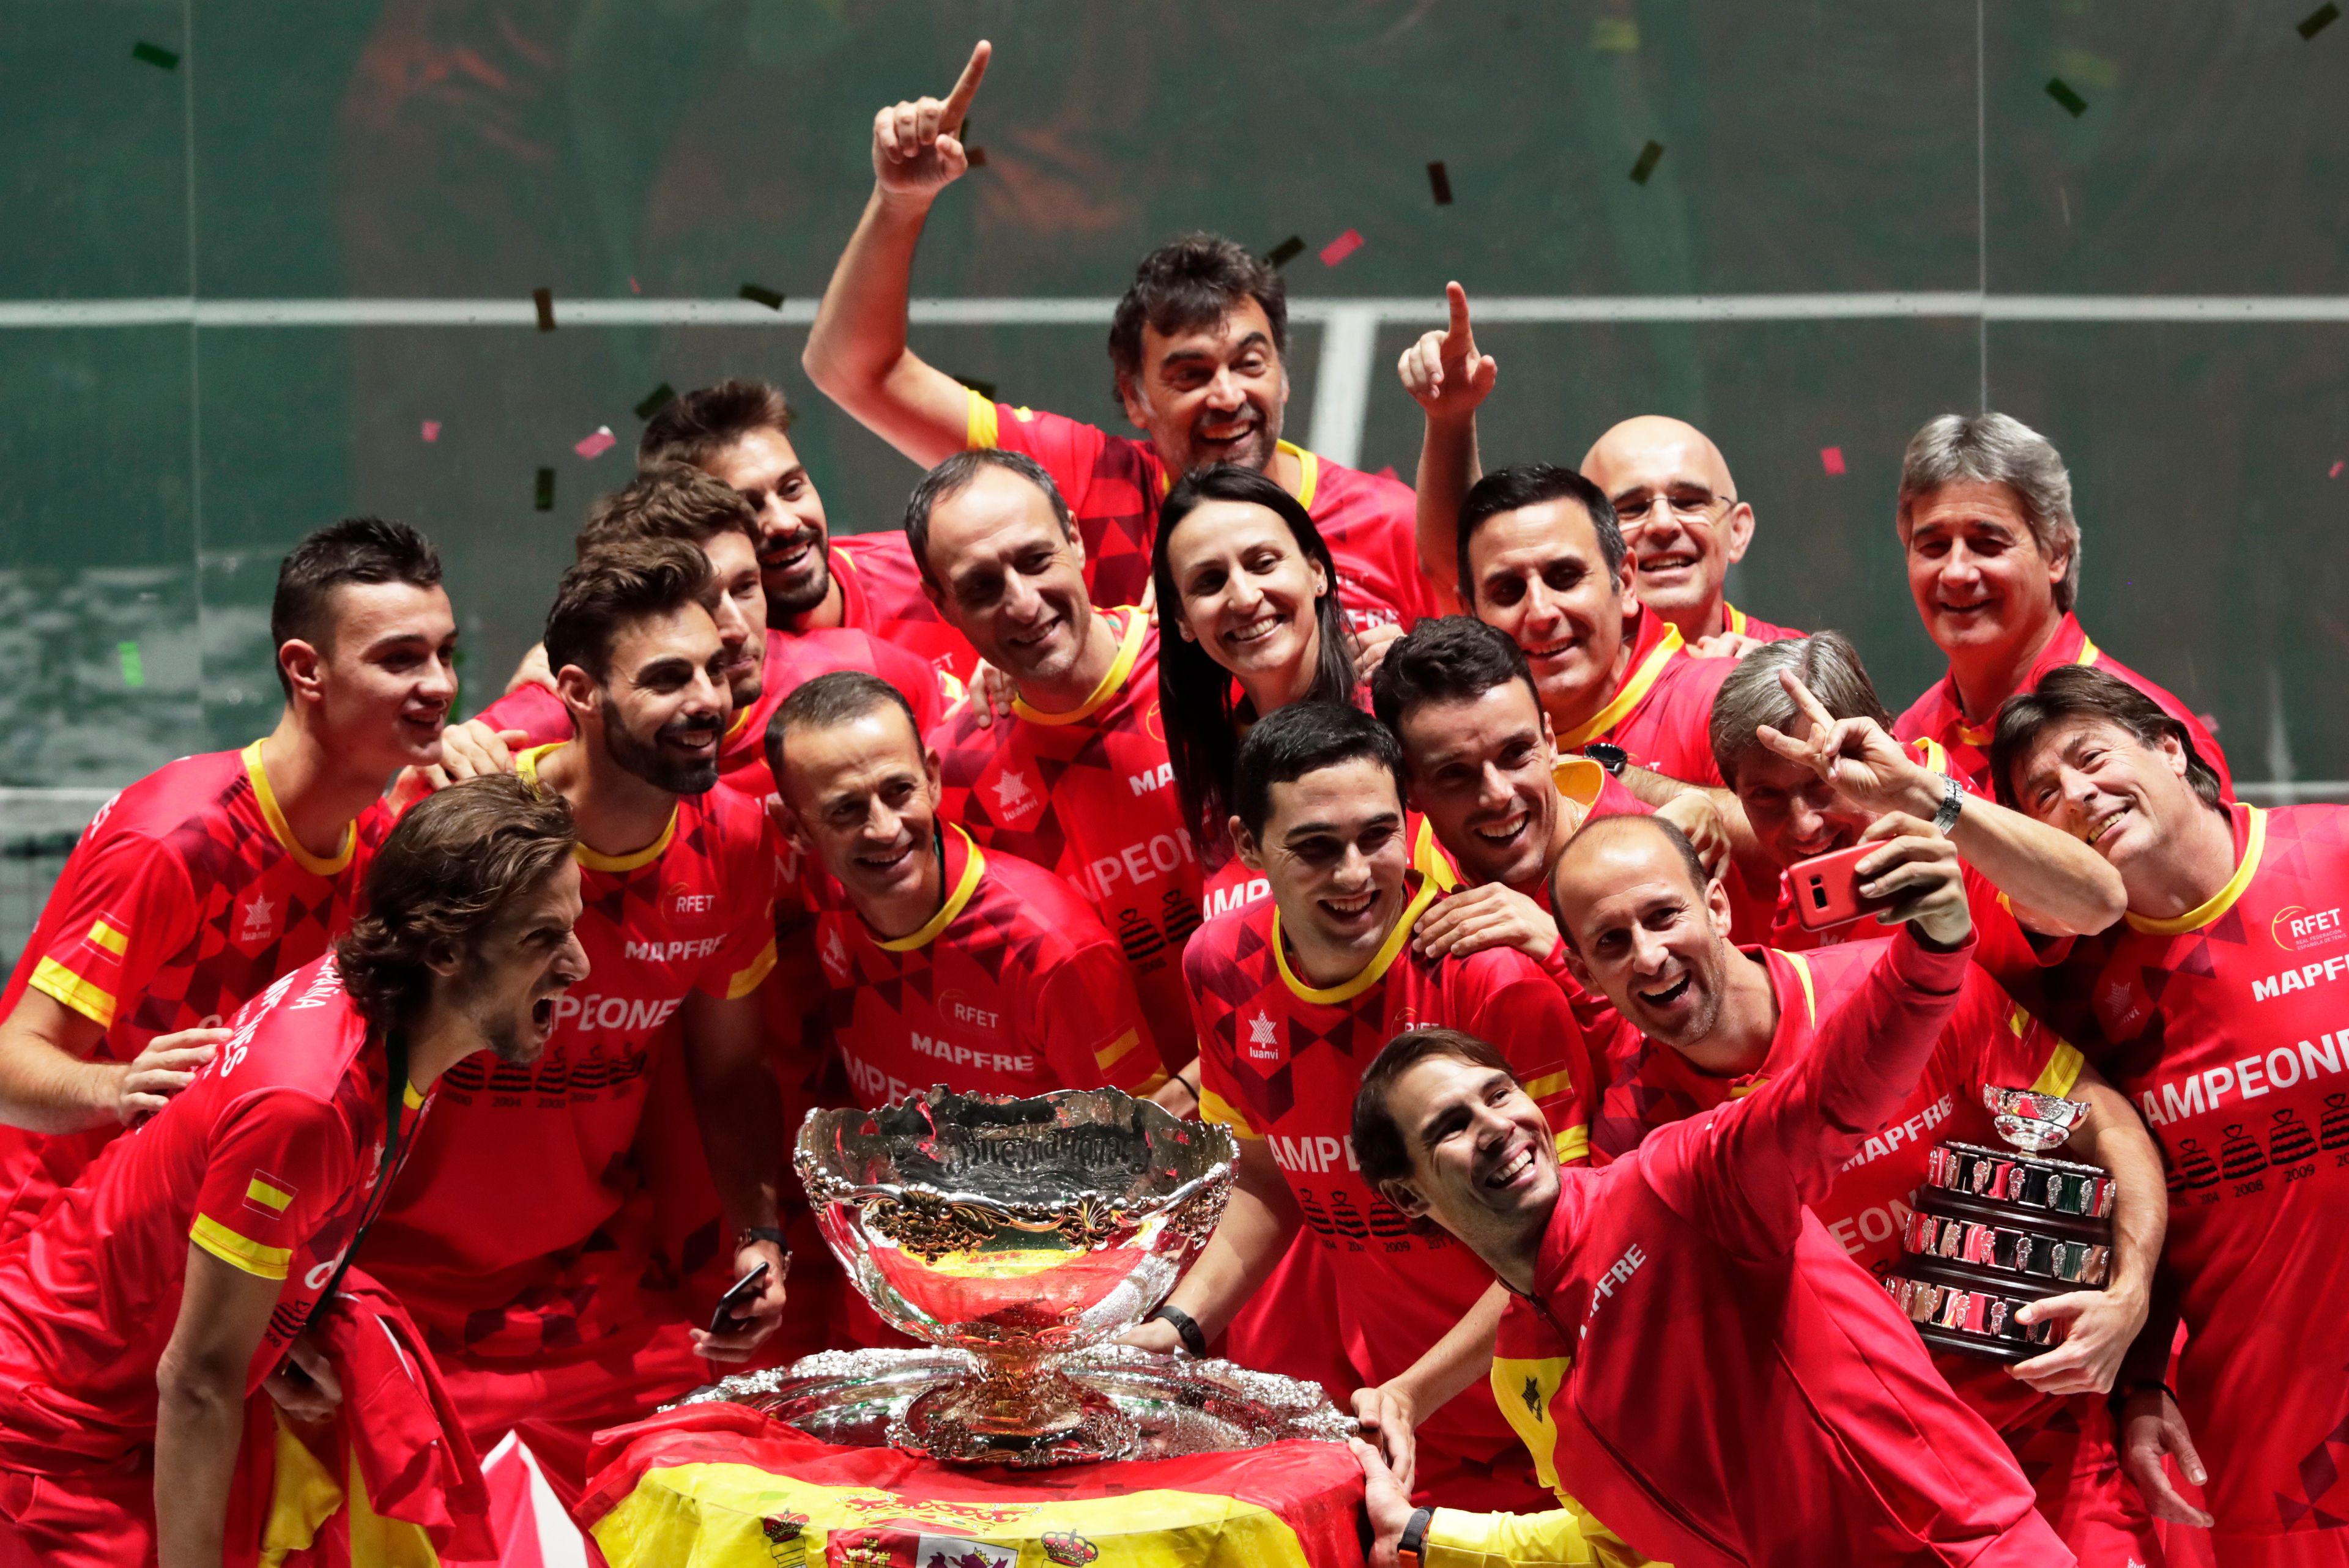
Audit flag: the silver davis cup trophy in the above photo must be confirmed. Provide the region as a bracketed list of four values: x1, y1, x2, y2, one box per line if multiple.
[670, 1087, 1353, 1468]
[1883, 1086, 2119, 1361]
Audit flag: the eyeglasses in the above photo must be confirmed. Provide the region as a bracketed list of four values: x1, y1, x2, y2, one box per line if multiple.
[1614, 491, 1739, 533]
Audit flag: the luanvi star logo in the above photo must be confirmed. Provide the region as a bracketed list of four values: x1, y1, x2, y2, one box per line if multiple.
[990, 768, 1037, 819]
[238, 891, 277, 944]
[1244, 1010, 1280, 1063]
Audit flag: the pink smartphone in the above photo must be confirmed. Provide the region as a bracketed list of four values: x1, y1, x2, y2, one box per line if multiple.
[1786, 842, 1896, 931]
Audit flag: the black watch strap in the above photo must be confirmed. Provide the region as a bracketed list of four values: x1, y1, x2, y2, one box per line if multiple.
[742, 1224, 792, 1264]
[1149, 1302, 1208, 1357]
[1398, 1505, 1434, 1568]
[1583, 741, 1629, 777]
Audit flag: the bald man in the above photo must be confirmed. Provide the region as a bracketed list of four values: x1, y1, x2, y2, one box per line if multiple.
[1581, 415, 1802, 654]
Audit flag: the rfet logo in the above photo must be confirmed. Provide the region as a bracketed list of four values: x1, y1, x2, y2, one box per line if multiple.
[2273, 904, 2346, 953]
[667, 883, 718, 923]
[1143, 700, 1164, 743]
[940, 989, 1002, 1037]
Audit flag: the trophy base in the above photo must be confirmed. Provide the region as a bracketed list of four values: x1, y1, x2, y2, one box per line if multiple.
[893, 1364, 1137, 1467]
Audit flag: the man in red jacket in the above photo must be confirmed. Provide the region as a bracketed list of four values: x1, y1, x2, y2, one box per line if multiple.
[1349, 813, 2073, 1567]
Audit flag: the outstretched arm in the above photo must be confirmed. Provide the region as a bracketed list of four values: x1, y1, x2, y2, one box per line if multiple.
[1398, 283, 1494, 614]
[802, 42, 994, 466]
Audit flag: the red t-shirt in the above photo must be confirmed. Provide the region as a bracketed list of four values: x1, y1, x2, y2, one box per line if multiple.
[2027, 803, 2349, 1551]
[1187, 879, 1591, 1463]
[1894, 611, 2233, 802]
[478, 624, 946, 804]
[929, 609, 1203, 1066]
[1471, 930, 2063, 1568]
[831, 533, 980, 685]
[1556, 612, 1736, 786]
[969, 394, 1440, 638]
[0, 954, 424, 1468]
[812, 825, 1166, 1107]
[1723, 602, 1803, 642]
[0, 742, 387, 1240]
[362, 746, 779, 1361]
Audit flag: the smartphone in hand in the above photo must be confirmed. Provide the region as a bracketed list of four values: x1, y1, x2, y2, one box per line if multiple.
[1786, 842, 1894, 931]
[708, 1261, 771, 1336]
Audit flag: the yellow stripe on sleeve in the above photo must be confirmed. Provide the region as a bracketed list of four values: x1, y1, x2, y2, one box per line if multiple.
[965, 387, 1000, 450]
[190, 1214, 292, 1279]
[1197, 1086, 1263, 1137]
[88, 919, 128, 957]
[725, 940, 779, 1000]
[2031, 1040, 2085, 1099]
[1093, 1028, 1145, 1072]
[245, 1177, 293, 1213]
[1523, 1068, 1576, 1106]
[30, 957, 117, 1029]
[1553, 1124, 1590, 1164]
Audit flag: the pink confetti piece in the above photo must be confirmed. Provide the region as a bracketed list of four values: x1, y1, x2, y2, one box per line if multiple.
[2331, 459, 2344, 478]
[420, 420, 441, 442]
[629, 276, 642, 294]
[574, 424, 617, 459]
[1319, 228, 1364, 267]
[1820, 445, 1846, 475]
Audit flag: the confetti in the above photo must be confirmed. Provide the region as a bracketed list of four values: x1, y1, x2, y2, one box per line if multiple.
[534, 468, 555, 511]
[132, 40, 179, 70]
[420, 420, 441, 442]
[629, 276, 642, 294]
[967, 147, 989, 167]
[1427, 160, 1454, 205]
[1320, 229, 1365, 267]
[532, 287, 555, 331]
[2300, 2, 2339, 38]
[118, 642, 144, 689]
[2331, 459, 2345, 478]
[1629, 141, 1665, 184]
[1589, 17, 1639, 51]
[574, 425, 617, 459]
[1263, 236, 1305, 269]
[1820, 446, 1847, 476]
[738, 283, 784, 311]
[952, 374, 999, 401]
[633, 382, 677, 421]
[2045, 78, 2089, 117]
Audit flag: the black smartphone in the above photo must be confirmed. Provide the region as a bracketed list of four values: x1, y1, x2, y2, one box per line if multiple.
[708, 1261, 771, 1336]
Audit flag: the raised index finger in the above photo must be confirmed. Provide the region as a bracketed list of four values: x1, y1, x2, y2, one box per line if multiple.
[941, 40, 992, 130]
[1776, 668, 1837, 739]
[1444, 280, 1472, 349]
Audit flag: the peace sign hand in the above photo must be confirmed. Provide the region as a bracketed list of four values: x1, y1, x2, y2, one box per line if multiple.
[1754, 668, 1928, 820]
[873, 40, 992, 198]
[1397, 281, 1497, 426]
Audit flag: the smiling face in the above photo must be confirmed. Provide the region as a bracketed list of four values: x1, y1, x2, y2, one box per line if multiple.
[453, 858, 589, 1067]
[1902, 479, 2066, 666]
[1238, 756, 1409, 982]
[1554, 830, 1738, 1050]
[570, 604, 730, 796]
[1165, 499, 1328, 691]
[2009, 714, 2202, 875]
[699, 528, 768, 709]
[703, 426, 833, 618]
[1118, 298, 1288, 475]
[922, 465, 1095, 690]
[1379, 1053, 1559, 1251]
[775, 706, 944, 915]
[302, 580, 460, 774]
[1582, 416, 1752, 628]
[1397, 681, 1559, 893]
[1465, 500, 1637, 734]
[1730, 744, 1874, 870]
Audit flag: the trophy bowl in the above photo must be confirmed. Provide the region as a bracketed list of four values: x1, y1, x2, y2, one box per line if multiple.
[793, 1086, 1236, 1466]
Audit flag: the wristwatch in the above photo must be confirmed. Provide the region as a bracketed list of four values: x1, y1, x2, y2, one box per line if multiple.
[1398, 1506, 1434, 1568]
[741, 1226, 793, 1276]
[1583, 741, 1629, 777]
[1929, 771, 1965, 836]
[1148, 1302, 1208, 1356]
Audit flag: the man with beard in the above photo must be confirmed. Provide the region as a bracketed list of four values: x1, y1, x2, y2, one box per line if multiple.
[910, 450, 1204, 1078]
[640, 379, 979, 686]
[801, 42, 1438, 636]
[0, 519, 458, 1243]
[1893, 413, 2230, 799]
[1345, 818, 2076, 1565]
[0, 774, 588, 1567]
[456, 465, 946, 801]
[1126, 702, 1590, 1515]
[1994, 666, 2349, 1564]
[362, 541, 791, 1509]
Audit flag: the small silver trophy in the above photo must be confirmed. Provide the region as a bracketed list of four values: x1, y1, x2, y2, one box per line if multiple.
[1882, 1087, 2118, 1362]
[670, 1086, 1353, 1468]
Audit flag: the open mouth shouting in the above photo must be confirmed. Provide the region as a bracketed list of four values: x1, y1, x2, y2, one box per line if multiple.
[1638, 971, 1694, 1013]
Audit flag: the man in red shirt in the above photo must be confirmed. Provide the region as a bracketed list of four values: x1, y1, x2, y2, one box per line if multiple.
[1554, 812, 2168, 1567]
[800, 42, 1438, 637]
[459, 466, 945, 801]
[1994, 665, 2349, 1564]
[0, 774, 587, 1568]
[1350, 814, 2074, 1568]
[1124, 701, 1591, 1513]
[767, 670, 1166, 1111]
[0, 519, 459, 1243]
[1707, 631, 2127, 991]
[1891, 412, 2230, 798]
[363, 542, 792, 1508]
[910, 449, 1204, 1078]
[640, 379, 978, 685]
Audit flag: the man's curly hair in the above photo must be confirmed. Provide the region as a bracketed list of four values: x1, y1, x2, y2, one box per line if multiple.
[338, 774, 577, 1034]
